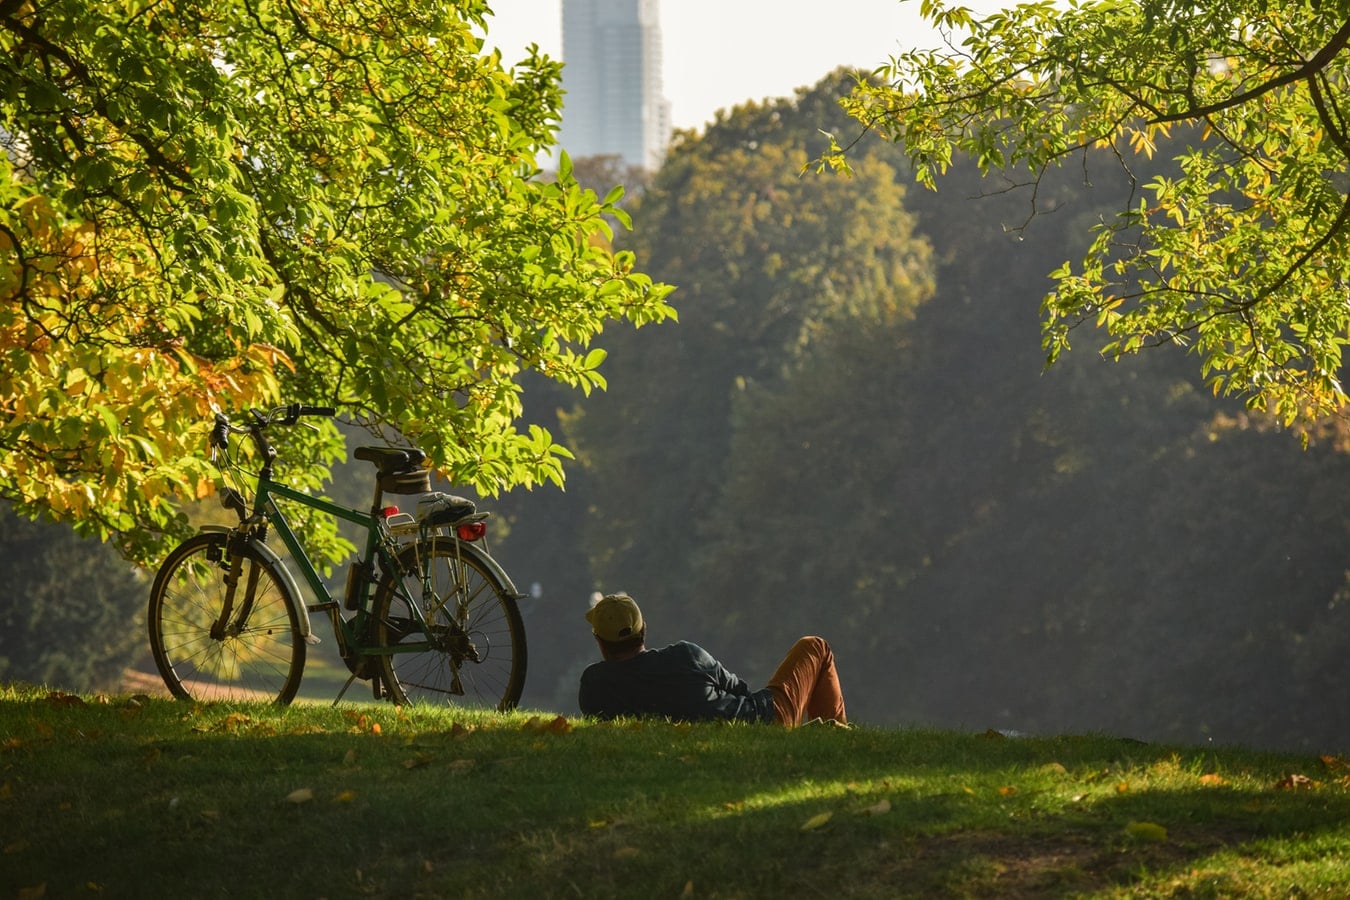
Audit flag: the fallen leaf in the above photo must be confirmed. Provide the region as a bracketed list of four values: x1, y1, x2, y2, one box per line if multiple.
[448, 759, 475, 774]
[1275, 774, 1318, 791]
[448, 722, 475, 740]
[1124, 821, 1168, 843]
[43, 692, 83, 707]
[1040, 762, 1068, 775]
[335, 791, 357, 803]
[286, 788, 314, 804]
[800, 811, 833, 832]
[997, 786, 1018, 797]
[1115, 782, 1129, 794]
[5, 839, 30, 855]
[680, 881, 694, 899]
[523, 715, 573, 735]
[1198, 773, 1226, 786]
[857, 798, 891, 816]
[17, 883, 45, 900]
[613, 847, 640, 859]
[403, 754, 435, 770]
[343, 749, 357, 766]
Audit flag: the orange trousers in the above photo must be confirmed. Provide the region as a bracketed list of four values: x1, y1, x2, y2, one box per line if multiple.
[766, 636, 847, 726]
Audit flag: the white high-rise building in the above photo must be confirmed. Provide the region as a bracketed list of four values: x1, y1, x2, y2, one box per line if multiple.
[559, 0, 671, 171]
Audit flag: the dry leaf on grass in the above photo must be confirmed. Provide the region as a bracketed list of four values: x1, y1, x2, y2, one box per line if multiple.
[800, 811, 833, 831]
[857, 798, 891, 816]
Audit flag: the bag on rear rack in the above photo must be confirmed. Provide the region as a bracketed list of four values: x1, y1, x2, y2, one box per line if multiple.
[416, 492, 476, 527]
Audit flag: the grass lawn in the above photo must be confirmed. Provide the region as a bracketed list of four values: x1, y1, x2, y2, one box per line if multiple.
[2, 683, 1349, 898]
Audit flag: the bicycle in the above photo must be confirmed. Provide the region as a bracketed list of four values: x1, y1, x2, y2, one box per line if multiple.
[146, 403, 527, 710]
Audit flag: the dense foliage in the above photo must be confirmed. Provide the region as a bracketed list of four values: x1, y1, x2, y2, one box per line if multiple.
[0, 502, 145, 691]
[831, 0, 1350, 426]
[0, 0, 672, 562]
[488, 73, 1350, 754]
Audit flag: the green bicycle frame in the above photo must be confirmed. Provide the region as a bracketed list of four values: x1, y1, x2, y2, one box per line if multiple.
[242, 473, 436, 662]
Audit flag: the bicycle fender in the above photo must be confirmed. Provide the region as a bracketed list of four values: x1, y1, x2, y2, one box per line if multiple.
[199, 525, 315, 640]
[452, 539, 524, 600]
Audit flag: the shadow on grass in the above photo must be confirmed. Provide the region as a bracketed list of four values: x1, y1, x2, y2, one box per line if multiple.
[4, 699, 1349, 899]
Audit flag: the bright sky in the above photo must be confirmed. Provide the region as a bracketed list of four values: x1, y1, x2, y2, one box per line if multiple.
[479, 0, 1013, 132]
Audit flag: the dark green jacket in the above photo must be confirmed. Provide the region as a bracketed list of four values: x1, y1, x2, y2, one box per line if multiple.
[579, 641, 776, 723]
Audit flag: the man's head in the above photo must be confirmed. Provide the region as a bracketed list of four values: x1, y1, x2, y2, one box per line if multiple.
[587, 592, 647, 658]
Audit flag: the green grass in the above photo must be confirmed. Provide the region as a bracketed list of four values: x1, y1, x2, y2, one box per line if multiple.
[2, 683, 1350, 899]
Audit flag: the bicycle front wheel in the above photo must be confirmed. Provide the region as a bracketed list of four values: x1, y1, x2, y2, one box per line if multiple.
[373, 538, 526, 711]
[148, 532, 305, 703]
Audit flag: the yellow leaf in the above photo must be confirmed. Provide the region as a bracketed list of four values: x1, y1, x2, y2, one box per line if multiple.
[1125, 821, 1168, 842]
[800, 811, 833, 831]
[857, 798, 891, 816]
[286, 788, 314, 804]
[998, 786, 1017, 797]
[680, 881, 694, 899]
[1115, 782, 1129, 794]
[335, 791, 357, 803]
[1198, 773, 1226, 786]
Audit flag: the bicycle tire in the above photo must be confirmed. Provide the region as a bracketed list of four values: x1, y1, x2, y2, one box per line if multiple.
[373, 537, 526, 711]
[148, 532, 306, 703]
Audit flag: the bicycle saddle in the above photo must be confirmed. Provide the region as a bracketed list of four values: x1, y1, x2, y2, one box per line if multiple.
[354, 445, 426, 474]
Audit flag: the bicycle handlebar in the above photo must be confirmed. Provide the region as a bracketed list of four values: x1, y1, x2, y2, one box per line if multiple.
[210, 404, 337, 448]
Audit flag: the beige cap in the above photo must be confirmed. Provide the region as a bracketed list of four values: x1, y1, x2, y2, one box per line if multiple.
[586, 593, 644, 642]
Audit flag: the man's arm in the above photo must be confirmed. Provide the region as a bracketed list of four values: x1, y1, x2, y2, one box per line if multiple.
[687, 643, 752, 697]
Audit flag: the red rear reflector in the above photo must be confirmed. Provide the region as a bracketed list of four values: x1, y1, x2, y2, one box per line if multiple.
[380, 506, 400, 518]
[457, 521, 487, 542]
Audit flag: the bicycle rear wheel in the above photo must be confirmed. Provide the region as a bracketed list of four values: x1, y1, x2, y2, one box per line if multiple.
[373, 538, 526, 711]
[148, 532, 305, 703]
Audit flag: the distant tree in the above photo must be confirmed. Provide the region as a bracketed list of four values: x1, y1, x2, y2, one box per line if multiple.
[564, 72, 935, 626]
[567, 154, 652, 202]
[1, 0, 672, 564]
[833, 1, 1350, 425]
[0, 503, 145, 692]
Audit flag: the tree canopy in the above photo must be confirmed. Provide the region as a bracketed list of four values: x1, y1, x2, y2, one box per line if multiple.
[519, 69, 1350, 750]
[1, 0, 672, 561]
[832, 0, 1350, 426]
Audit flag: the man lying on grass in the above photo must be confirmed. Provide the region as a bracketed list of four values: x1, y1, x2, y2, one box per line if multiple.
[578, 592, 848, 727]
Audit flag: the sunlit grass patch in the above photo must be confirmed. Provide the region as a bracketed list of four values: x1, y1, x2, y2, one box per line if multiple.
[3, 684, 1350, 898]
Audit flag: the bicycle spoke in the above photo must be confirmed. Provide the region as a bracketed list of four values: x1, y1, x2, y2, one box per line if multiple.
[148, 534, 305, 703]
[375, 539, 525, 710]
